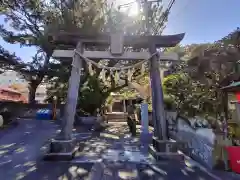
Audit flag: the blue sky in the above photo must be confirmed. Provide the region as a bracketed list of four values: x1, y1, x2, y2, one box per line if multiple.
[163, 0, 240, 44]
[0, 0, 240, 62]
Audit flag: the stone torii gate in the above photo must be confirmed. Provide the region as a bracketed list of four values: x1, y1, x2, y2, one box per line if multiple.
[46, 31, 184, 160]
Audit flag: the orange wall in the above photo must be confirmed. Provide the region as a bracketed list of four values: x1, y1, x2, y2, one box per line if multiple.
[0, 89, 27, 103]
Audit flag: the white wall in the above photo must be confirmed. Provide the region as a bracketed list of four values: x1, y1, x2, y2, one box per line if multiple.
[0, 70, 27, 86]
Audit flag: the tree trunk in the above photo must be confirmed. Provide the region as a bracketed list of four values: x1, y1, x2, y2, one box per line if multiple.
[28, 81, 39, 104]
[222, 91, 229, 121]
[28, 54, 51, 104]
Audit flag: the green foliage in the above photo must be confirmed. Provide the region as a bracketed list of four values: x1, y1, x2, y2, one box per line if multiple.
[0, 0, 55, 102]
[105, 95, 114, 106]
[164, 44, 186, 59]
[118, 88, 138, 99]
[163, 29, 240, 119]
[46, 0, 108, 35]
[78, 74, 109, 115]
[163, 73, 218, 117]
[0, 0, 110, 102]
[1, 0, 170, 104]
[163, 95, 175, 110]
[46, 73, 110, 115]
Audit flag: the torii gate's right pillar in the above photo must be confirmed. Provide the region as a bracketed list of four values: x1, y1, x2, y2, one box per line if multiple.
[148, 33, 185, 159]
[149, 44, 166, 140]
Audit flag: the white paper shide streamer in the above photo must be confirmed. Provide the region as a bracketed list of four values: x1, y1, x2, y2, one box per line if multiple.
[74, 50, 160, 84]
[100, 69, 106, 82]
[88, 62, 94, 75]
[114, 71, 120, 84]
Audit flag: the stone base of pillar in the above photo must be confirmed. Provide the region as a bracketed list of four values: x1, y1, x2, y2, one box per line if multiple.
[44, 138, 77, 161]
[149, 136, 186, 161]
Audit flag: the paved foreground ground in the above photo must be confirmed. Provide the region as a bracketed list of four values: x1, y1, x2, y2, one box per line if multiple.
[0, 120, 239, 180]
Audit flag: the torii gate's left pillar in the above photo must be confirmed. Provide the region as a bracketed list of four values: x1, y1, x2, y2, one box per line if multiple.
[45, 42, 83, 160]
[61, 42, 83, 140]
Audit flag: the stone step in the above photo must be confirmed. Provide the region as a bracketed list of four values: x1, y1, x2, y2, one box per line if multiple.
[149, 145, 184, 161]
[108, 119, 126, 122]
[105, 113, 127, 121]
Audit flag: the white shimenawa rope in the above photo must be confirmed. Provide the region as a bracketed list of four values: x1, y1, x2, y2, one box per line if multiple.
[74, 50, 160, 71]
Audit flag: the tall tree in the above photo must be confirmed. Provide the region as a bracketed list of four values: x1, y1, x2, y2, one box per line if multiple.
[164, 29, 240, 119]
[188, 29, 240, 119]
[0, 0, 109, 103]
[1, 0, 173, 108]
[0, 0, 55, 103]
[45, 1, 172, 112]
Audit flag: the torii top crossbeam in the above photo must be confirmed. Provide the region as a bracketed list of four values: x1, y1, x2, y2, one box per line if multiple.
[48, 31, 185, 48]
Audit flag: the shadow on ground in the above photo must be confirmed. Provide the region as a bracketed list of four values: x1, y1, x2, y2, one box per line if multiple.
[11, 161, 94, 180]
[0, 120, 238, 180]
